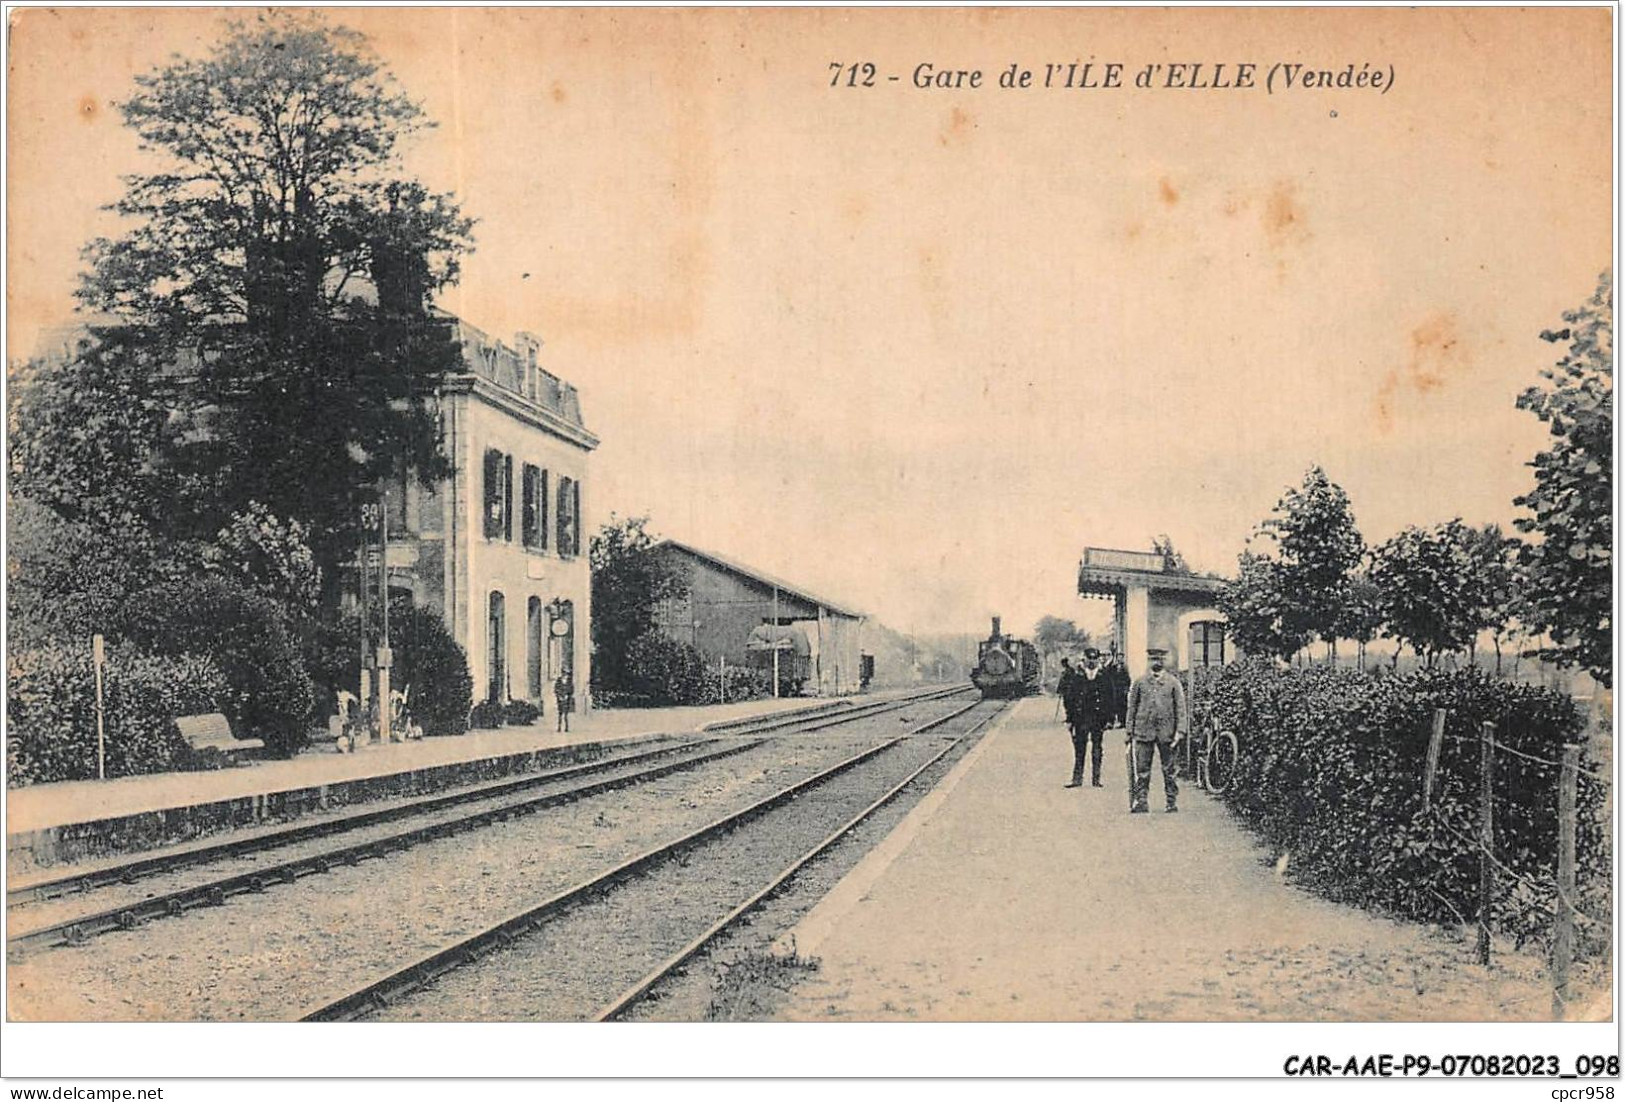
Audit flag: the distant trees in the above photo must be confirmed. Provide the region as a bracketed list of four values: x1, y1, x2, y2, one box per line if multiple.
[1219, 551, 1310, 662]
[1369, 520, 1482, 668]
[1213, 267, 1611, 687]
[1033, 615, 1093, 657]
[1513, 270, 1612, 686]
[1219, 466, 1363, 662]
[1151, 534, 1192, 575]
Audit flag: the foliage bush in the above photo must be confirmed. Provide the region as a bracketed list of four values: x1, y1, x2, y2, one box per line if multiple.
[618, 631, 772, 706]
[116, 576, 315, 757]
[304, 594, 472, 738]
[503, 699, 542, 726]
[469, 699, 506, 729]
[7, 643, 229, 786]
[1192, 660, 1606, 949]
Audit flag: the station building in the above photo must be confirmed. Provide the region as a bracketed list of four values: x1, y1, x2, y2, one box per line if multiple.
[383, 319, 598, 713]
[649, 540, 866, 696]
[1077, 546, 1236, 680]
[32, 311, 599, 716]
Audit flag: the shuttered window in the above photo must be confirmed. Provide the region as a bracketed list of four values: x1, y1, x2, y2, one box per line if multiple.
[502, 454, 514, 542]
[521, 464, 541, 549]
[482, 449, 503, 539]
[537, 469, 549, 550]
[571, 479, 581, 557]
[556, 476, 575, 557]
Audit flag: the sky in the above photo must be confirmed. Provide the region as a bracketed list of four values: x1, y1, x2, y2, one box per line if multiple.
[7, 7, 1613, 637]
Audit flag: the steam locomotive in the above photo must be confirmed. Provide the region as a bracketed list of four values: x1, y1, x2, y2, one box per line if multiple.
[970, 616, 1041, 699]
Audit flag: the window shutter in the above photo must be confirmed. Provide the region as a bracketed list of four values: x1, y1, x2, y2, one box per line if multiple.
[556, 476, 570, 554]
[521, 464, 538, 548]
[539, 469, 550, 550]
[572, 479, 582, 557]
[502, 454, 514, 541]
[483, 449, 503, 539]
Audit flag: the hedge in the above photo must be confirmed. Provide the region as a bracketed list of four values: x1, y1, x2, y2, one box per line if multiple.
[620, 632, 773, 706]
[8, 643, 229, 786]
[305, 595, 473, 738]
[117, 577, 315, 757]
[1194, 661, 1609, 949]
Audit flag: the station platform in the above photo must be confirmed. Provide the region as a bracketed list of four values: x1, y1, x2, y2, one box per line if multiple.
[775, 695, 1579, 1022]
[4, 691, 897, 871]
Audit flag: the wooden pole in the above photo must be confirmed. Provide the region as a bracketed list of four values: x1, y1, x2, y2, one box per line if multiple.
[1552, 743, 1581, 1018]
[1477, 720, 1495, 966]
[378, 487, 392, 744]
[1423, 709, 1447, 809]
[93, 633, 106, 781]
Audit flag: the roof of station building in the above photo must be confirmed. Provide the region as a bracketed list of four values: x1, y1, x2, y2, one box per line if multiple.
[653, 539, 866, 620]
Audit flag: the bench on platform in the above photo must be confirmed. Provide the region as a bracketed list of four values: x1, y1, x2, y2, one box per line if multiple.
[176, 713, 264, 764]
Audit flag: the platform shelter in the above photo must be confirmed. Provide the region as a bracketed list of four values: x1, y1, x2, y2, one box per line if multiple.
[1076, 547, 1235, 680]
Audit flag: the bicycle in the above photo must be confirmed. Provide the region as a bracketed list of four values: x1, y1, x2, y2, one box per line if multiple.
[1196, 720, 1239, 795]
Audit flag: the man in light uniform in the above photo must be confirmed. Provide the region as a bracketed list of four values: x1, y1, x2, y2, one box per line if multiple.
[1125, 647, 1186, 813]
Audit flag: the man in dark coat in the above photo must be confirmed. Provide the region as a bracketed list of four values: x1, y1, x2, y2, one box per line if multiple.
[1107, 649, 1132, 728]
[1057, 657, 1079, 787]
[1066, 647, 1115, 788]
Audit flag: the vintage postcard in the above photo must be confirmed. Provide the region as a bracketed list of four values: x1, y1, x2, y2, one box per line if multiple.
[3, 3, 1615, 1085]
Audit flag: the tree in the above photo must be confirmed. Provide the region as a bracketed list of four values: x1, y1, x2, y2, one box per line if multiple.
[1259, 466, 1365, 658]
[1217, 550, 1310, 662]
[1151, 534, 1192, 575]
[1033, 615, 1092, 656]
[1333, 568, 1384, 671]
[201, 502, 322, 611]
[589, 516, 689, 694]
[1369, 520, 1481, 667]
[55, 13, 474, 593]
[1513, 270, 1612, 686]
[1464, 523, 1520, 673]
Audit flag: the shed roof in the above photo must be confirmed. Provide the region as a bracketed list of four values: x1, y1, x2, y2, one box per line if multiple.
[654, 539, 865, 620]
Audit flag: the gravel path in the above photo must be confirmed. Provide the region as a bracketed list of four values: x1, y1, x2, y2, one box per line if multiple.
[620, 723, 990, 1021]
[370, 712, 995, 1021]
[7, 732, 883, 1021]
[774, 697, 1610, 1022]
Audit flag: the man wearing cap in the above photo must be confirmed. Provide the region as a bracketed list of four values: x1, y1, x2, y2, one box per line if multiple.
[1065, 647, 1115, 788]
[1125, 647, 1186, 813]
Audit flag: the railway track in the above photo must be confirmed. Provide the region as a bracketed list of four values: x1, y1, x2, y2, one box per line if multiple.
[304, 696, 1007, 1022]
[7, 683, 973, 957]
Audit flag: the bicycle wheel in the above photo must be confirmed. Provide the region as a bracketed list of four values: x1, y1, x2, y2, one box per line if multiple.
[1205, 729, 1238, 795]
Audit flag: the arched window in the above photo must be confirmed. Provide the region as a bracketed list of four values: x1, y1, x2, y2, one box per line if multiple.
[487, 591, 507, 703]
[527, 596, 544, 700]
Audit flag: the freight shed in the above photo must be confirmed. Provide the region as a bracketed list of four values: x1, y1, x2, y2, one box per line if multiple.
[650, 540, 866, 696]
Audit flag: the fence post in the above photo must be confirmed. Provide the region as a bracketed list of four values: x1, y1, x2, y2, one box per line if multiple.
[93, 633, 107, 781]
[1423, 708, 1447, 809]
[1477, 720, 1495, 966]
[1552, 742, 1581, 1018]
